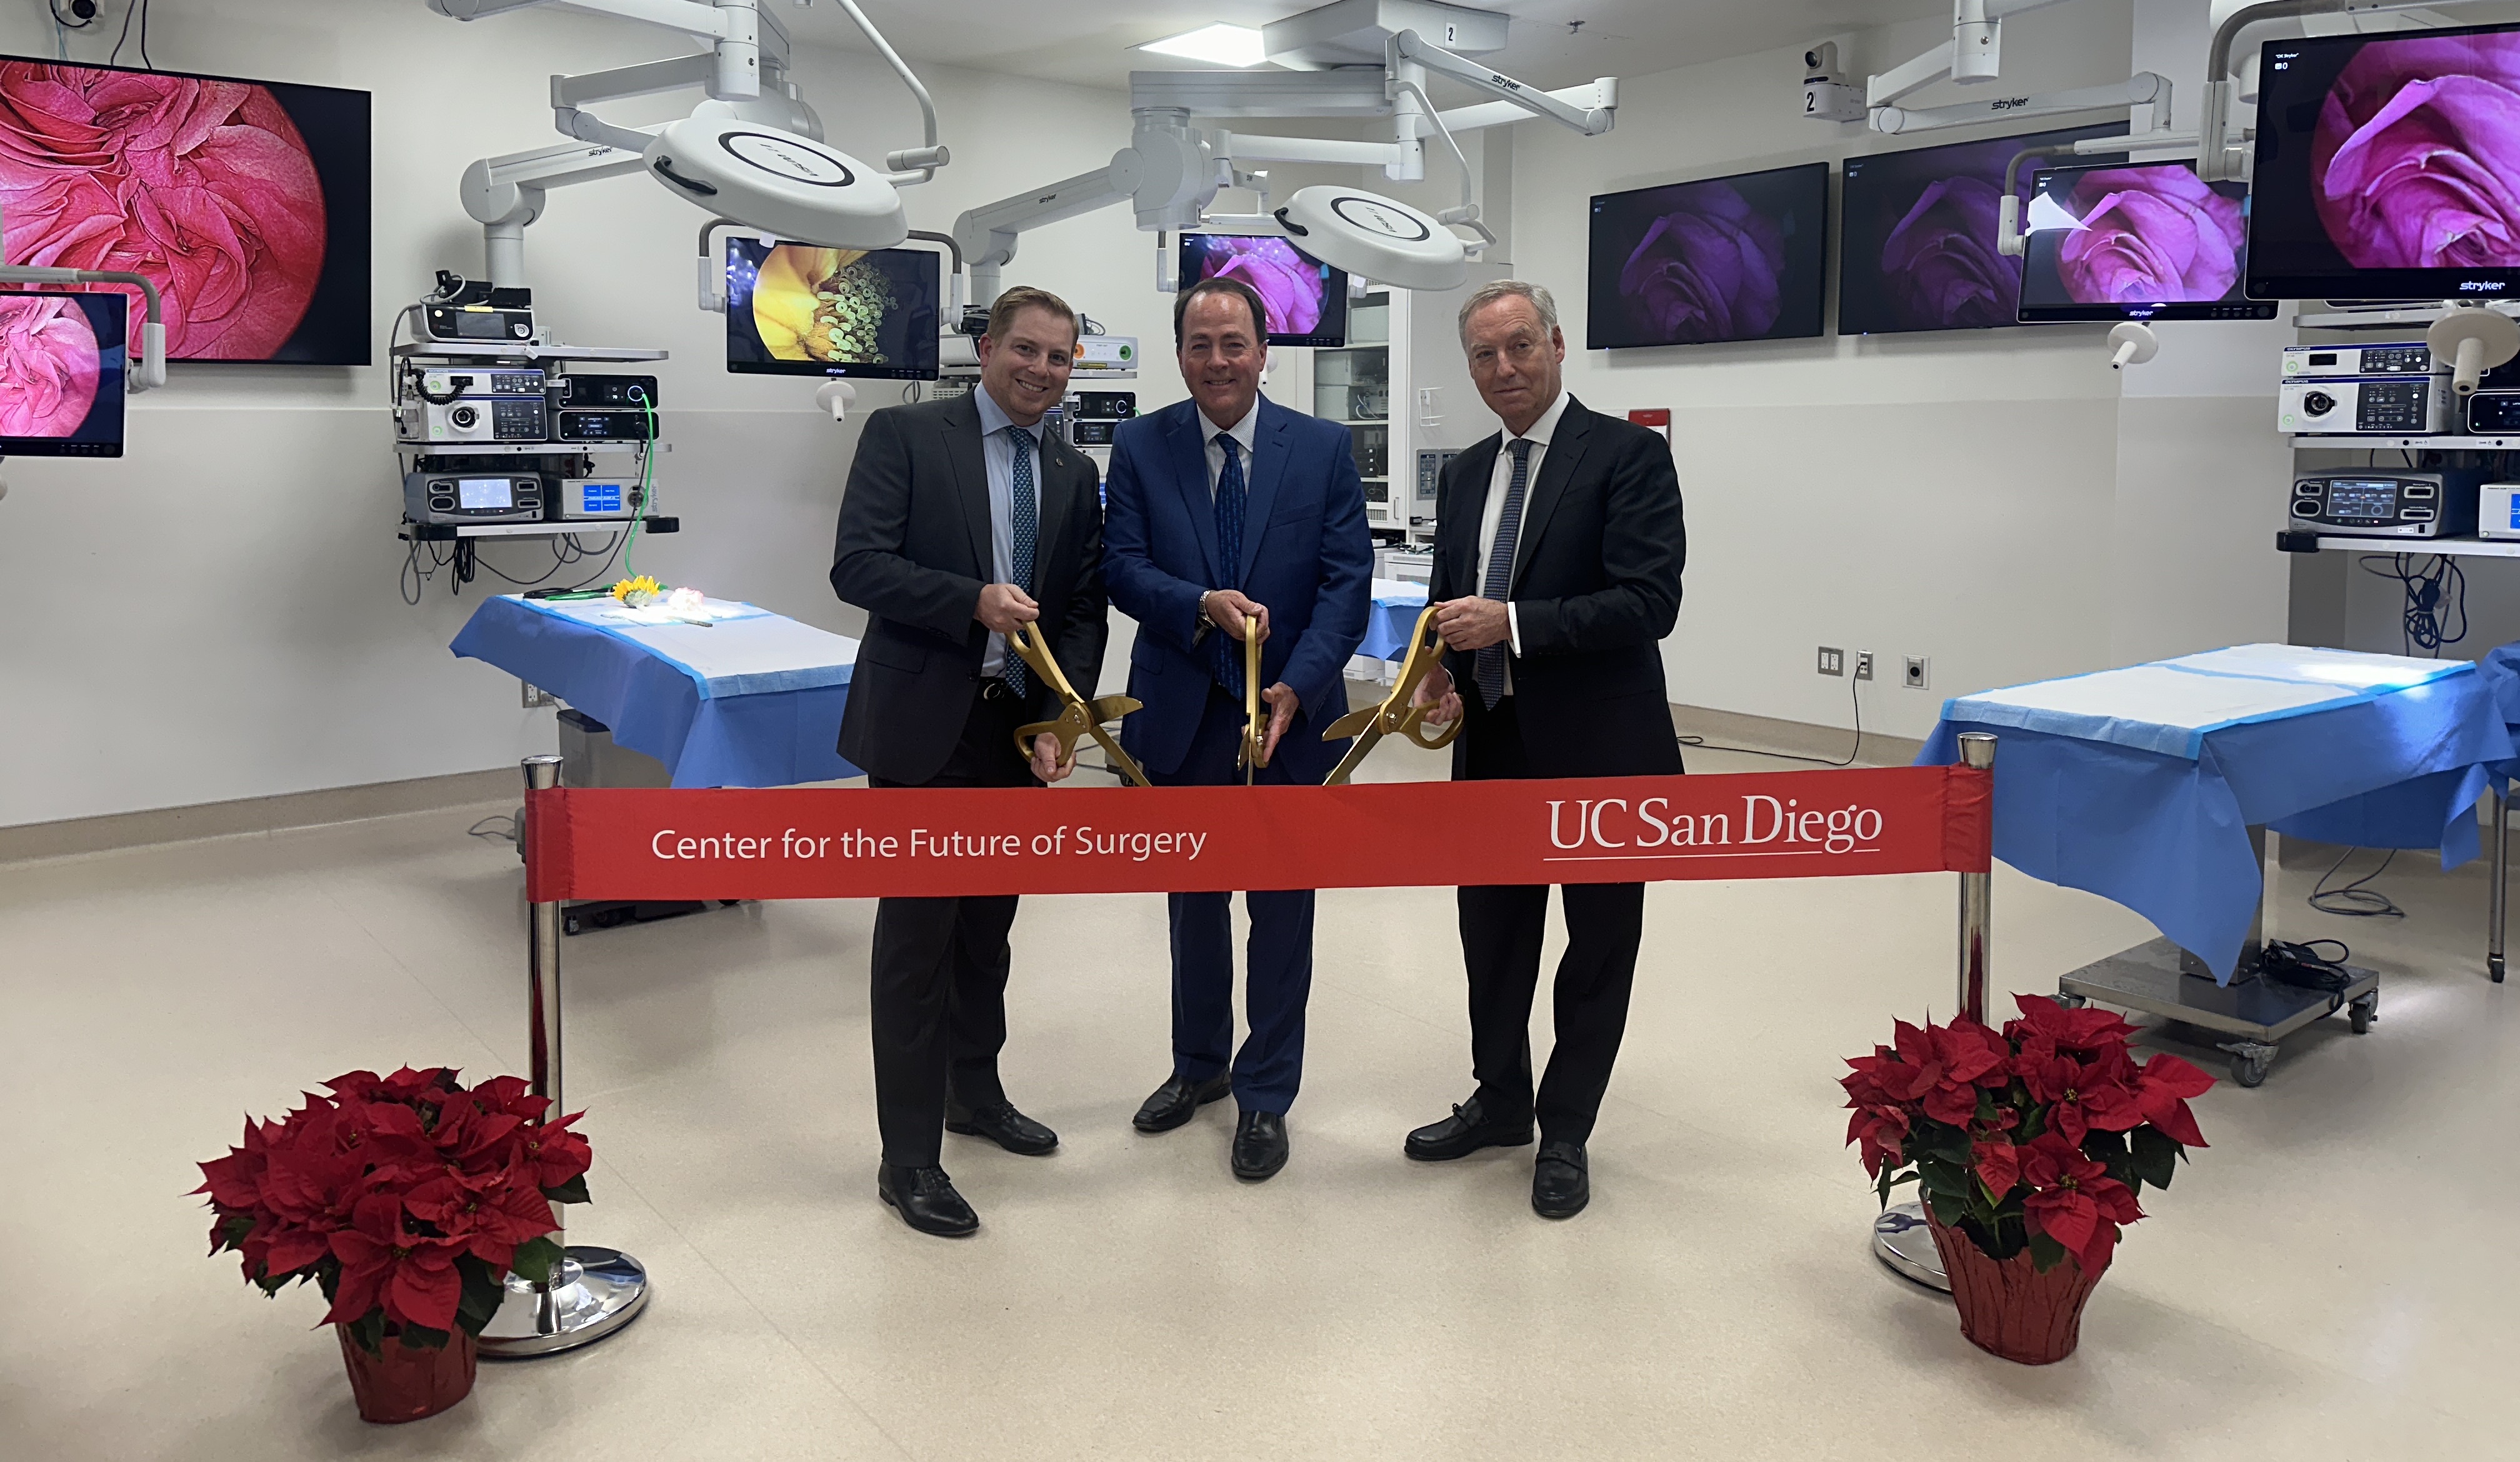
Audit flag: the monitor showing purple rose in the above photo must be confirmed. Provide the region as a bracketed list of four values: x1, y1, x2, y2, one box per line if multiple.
[2249, 22, 2520, 301]
[0, 289, 124, 457]
[1178, 234, 1349, 348]
[1587, 163, 1827, 349]
[1837, 123, 2127, 336]
[2017, 160, 2275, 322]
[0, 56, 370, 365]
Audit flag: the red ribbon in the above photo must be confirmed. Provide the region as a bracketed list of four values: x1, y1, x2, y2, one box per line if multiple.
[526, 766, 1988, 903]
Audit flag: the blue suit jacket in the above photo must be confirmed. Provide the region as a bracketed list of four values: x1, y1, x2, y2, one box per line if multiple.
[1104, 395, 1373, 784]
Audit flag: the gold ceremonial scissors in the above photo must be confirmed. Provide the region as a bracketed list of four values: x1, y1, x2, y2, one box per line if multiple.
[1319, 604, 1461, 786]
[1238, 628, 1267, 784]
[1008, 621, 1154, 788]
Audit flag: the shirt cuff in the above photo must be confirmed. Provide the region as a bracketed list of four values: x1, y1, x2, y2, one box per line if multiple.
[1506, 602, 1522, 656]
[1192, 592, 1211, 647]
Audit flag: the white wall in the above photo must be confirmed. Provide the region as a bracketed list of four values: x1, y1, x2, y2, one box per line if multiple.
[1511, 0, 2293, 739]
[0, 0, 1186, 828]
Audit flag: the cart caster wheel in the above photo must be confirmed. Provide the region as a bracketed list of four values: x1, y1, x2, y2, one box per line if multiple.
[2054, 992, 2088, 1009]
[2233, 1055, 2270, 1088]
[2494, 955, 2508, 985]
[2348, 996, 2376, 1034]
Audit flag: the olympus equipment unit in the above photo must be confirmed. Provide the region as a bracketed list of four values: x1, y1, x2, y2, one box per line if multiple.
[2289, 468, 2486, 538]
[2281, 343, 2433, 378]
[2278, 376, 2452, 436]
[402, 471, 546, 525]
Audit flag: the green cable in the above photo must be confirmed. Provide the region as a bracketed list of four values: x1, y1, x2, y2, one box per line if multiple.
[618, 391, 658, 579]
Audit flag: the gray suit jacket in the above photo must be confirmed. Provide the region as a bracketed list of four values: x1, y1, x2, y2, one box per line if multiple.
[829, 393, 1108, 785]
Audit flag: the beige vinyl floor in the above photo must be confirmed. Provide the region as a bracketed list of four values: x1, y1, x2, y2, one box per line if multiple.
[3, 731, 2515, 1461]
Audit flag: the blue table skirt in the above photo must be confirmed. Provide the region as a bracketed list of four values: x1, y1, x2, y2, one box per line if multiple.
[1922, 668, 2511, 981]
[1359, 587, 1430, 662]
[451, 597, 860, 789]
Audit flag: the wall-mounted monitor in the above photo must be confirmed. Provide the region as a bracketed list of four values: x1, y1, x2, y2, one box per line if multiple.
[0, 58, 370, 365]
[726, 239, 941, 379]
[1588, 162, 1828, 349]
[2248, 24, 2520, 301]
[1178, 234, 1349, 347]
[0, 290, 124, 456]
[1838, 123, 2128, 336]
[2017, 160, 2278, 322]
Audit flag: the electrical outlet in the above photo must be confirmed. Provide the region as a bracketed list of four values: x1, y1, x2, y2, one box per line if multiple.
[1818, 646, 1844, 677]
[1853, 651, 1874, 682]
[1904, 656, 1929, 689]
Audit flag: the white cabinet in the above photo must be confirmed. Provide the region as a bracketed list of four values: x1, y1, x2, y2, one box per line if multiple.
[1309, 268, 1497, 546]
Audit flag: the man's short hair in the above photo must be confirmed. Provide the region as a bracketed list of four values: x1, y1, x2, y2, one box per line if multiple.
[986, 286, 1081, 349]
[1458, 279, 1560, 349]
[1174, 276, 1269, 348]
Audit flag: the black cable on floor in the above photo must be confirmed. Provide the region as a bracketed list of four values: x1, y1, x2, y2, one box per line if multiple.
[2308, 845, 2404, 918]
[1678, 672, 1864, 768]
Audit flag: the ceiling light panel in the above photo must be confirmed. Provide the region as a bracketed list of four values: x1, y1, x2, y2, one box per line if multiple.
[1138, 23, 1269, 68]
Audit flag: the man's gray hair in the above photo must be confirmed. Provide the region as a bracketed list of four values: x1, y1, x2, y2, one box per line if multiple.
[1457, 279, 1559, 349]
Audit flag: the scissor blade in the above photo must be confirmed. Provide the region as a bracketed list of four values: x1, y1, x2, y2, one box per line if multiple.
[1323, 703, 1382, 741]
[1321, 726, 1384, 786]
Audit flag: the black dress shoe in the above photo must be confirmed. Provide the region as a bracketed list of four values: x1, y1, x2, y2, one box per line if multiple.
[1132, 1071, 1233, 1133]
[1231, 1110, 1289, 1181]
[1531, 1141, 1589, 1219]
[1403, 1094, 1534, 1162]
[945, 1099, 1059, 1156]
[877, 1164, 979, 1238]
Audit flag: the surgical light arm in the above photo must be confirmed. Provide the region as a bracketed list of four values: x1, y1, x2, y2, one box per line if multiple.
[1386, 29, 1615, 136]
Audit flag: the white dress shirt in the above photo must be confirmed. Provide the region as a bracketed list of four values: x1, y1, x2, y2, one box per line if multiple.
[974, 384, 1044, 677]
[1471, 388, 1568, 692]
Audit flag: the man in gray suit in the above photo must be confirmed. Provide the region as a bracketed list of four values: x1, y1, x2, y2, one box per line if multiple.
[829, 285, 1108, 1238]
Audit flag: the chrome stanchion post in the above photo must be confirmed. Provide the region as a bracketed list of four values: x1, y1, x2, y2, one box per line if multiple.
[2492, 784, 2509, 986]
[479, 755, 651, 1358]
[1874, 732, 1998, 1291]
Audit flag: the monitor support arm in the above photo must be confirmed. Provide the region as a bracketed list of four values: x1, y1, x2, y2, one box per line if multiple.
[2195, 0, 2468, 180]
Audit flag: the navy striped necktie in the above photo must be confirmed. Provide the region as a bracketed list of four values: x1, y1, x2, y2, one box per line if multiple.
[1210, 433, 1246, 698]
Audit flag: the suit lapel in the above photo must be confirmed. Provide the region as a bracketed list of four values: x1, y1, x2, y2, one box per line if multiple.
[941, 393, 992, 581]
[1036, 435, 1076, 589]
[1450, 434, 1501, 596]
[1236, 400, 1292, 586]
[1511, 396, 1591, 593]
[1170, 404, 1222, 586]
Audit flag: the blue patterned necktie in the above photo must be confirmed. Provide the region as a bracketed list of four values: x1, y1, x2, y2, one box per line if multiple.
[1004, 425, 1036, 698]
[1474, 438, 1535, 710]
[1209, 433, 1246, 698]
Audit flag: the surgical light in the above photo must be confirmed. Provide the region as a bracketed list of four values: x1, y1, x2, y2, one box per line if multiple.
[1138, 24, 1269, 68]
[1273, 186, 1467, 292]
[643, 115, 906, 250]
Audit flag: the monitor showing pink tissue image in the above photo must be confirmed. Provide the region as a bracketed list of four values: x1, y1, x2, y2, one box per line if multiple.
[2017, 160, 2277, 322]
[2248, 23, 2520, 301]
[1178, 234, 1349, 347]
[0, 56, 370, 364]
[0, 289, 124, 456]
[1586, 163, 1828, 349]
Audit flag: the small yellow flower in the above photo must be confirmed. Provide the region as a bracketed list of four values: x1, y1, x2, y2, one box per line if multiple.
[610, 574, 662, 604]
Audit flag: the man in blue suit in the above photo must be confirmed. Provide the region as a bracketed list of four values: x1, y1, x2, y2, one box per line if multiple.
[1104, 276, 1372, 1182]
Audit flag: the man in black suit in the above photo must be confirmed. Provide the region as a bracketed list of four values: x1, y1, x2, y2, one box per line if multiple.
[829, 285, 1108, 1238]
[1402, 279, 1686, 1220]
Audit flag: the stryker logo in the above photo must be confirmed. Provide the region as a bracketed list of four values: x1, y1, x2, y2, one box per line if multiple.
[1989, 96, 2032, 110]
[1488, 74, 1522, 92]
[2460, 281, 2508, 293]
[1546, 795, 1884, 855]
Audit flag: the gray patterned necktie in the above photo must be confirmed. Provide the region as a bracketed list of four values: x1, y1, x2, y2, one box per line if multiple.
[1474, 438, 1534, 710]
[1004, 426, 1036, 697]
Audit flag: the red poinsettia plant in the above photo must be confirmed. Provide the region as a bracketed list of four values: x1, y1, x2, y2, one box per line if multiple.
[194, 1067, 592, 1356]
[1842, 995, 2216, 1274]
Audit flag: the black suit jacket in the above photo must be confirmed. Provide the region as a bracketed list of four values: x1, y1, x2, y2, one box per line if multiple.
[830, 393, 1108, 786]
[1431, 394, 1686, 779]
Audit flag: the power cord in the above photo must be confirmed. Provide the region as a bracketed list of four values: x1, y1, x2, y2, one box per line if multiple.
[2308, 845, 2405, 918]
[1677, 673, 1864, 768]
[2259, 938, 2357, 995]
[109, 0, 148, 68]
[2358, 553, 2466, 655]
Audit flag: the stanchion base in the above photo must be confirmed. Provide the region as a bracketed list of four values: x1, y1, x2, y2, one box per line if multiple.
[1872, 1202, 1949, 1291]
[477, 1246, 650, 1358]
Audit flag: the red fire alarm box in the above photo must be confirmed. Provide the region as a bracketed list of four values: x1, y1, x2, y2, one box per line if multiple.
[1627, 408, 1671, 443]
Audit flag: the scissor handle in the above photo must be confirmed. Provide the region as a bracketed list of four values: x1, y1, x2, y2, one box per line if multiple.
[1396, 705, 1464, 749]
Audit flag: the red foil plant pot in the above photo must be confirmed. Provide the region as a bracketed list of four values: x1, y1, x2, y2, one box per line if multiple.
[194, 1067, 596, 1422]
[1842, 996, 2214, 1364]
[336, 1324, 481, 1424]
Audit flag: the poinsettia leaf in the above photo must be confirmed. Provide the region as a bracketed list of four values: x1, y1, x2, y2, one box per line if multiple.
[347, 1309, 387, 1358]
[1925, 1189, 1966, 1226]
[541, 1175, 592, 1206]
[510, 1234, 564, 1286]
[454, 1255, 507, 1334]
[2027, 1229, 2071, 1273]
[2129, 1125, 2180, 1189]
[398, 1323, 452, 1351]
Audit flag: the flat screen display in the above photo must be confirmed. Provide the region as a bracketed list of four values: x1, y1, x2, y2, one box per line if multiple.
[1178, 234, 1349, 347]
[457, 478, 513, 510]
[1838, 124, 2128, 335]
[2018, 160, 2278, 321]
[0, 57, 369, 364]
[0, 289, 122, 457]
[2248, 24, 2520, 301]
[2326, 480, 2398, 517]
[1588, 162, 1828, 349]
[726, 240, 941, 379]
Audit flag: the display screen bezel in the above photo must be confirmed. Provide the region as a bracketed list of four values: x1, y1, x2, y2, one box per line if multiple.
[0, 289, 125, 458]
